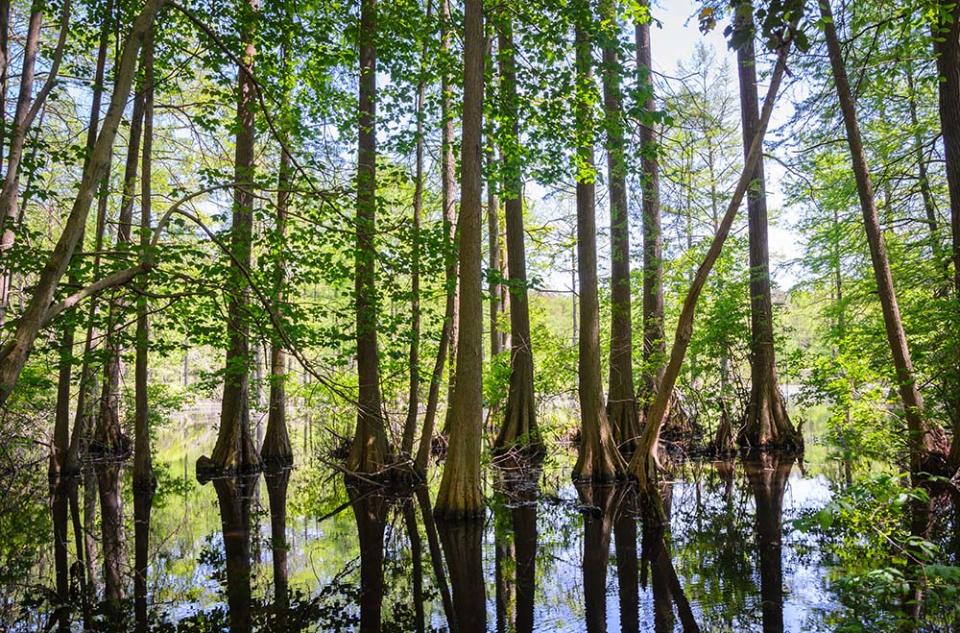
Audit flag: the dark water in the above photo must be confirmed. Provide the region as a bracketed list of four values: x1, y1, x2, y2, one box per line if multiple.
[2, 447, 958, 632]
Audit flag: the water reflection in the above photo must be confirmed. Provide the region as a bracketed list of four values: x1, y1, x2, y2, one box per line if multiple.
[212, 473, 258, 633]
[743, 453, 795, 633]
[17, 449, 960, 631]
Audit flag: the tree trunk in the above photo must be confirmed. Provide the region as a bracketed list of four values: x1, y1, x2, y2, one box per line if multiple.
[402, 1, 432, 460]
[628, 31, 795, 492]
[821, 0, 948, 476]
[348, 0, 390, 475]
[93, 63, 147, 457]
[494, 13, 540, 455]
[735, 1, 800, 450]
[487, 146, 502, 358]
[601, 0, 639, 454]
[932, 0, 960, 473]
[134, 25, 155, 488]
[415, 0, 458, 475]
[0, 0, 71, 323]
[0, 7, 41, 321]
[57, 0, 114, 477]
[572, 4, 625, 483]
[0, 0, 166, 405]
[636, 5, 666, 403]
[261, 20, 295, 467]
[203, 0, 261, 476]
[434, 0, 484, 519]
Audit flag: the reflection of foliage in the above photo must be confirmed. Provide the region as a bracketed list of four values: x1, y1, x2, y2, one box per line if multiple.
[670, 464, 759, 631]
[793, 475, 960, 631]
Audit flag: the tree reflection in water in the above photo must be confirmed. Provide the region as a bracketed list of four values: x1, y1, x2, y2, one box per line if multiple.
[16, 449, 960, 630]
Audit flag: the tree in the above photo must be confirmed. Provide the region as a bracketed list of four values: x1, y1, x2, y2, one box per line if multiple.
[261, 7, 296, 468]
[415, 0, 458, 476]
[628, 20, 796, 493]
[0, 0, 165, 405]
[931, 0, 960, 472]
[572, 0, 626, 483]
[401, 0, 433, 461]
[493, 9, 540, 455]
[636, 1, 665, 414]
[434, 0, 484, 519]
[819, 0, 949, 476]
[733, 0, 801, 450]
[600, 0, 639, 453]
[201, 0, 262, 476]
[348, 0, 391, 474]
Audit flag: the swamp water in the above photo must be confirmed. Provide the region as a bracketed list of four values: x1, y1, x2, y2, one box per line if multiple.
[2, 433, 959, 632]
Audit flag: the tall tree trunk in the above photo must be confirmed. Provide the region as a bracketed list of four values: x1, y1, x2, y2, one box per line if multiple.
[0, 7, 41, 321]
[133, 24, 154, 488]
[202, 0, 261, 476]
[0, 0, 70, 323]
[415, 0, 458, 475]
[627, 30, 795, 493]
[932, 0, 960, 473]
[601, 0, 639, 453]
[348, 0, 391, 474]
[487, 147, 502, 358]
[261, 17, 295, 467]
[572, 2, 625, 483]
[93, 64, 147, 457]
[734, 1, 800, 450]
[0, 0, 166, 405]
[58, 0, 114, 477]
[636, 4, 665, 404]
[821, 0, 948, 476]
[402, 0, 432, 460]
[494, 13, 540, 455]
[434, 0, 484, 519]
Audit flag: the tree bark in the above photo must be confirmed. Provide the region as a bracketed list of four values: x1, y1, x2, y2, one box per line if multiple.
[203, 0, 261, 476]
[636, 4, 666, 403]
[53, 0, 113, 477]
[348, 0, 391, 474]
[415, 0, 458, 475]
[435, 0, 484, 519]
[134, 25, 155, 488]
[0, 0, 166, 405]
[0, 0, 71, 322]
[734, 1, 800, 450]
[601, 0, 639, 454]
[494, 13, 540, 455]
[932, 0, 960, 473]
[487, 145, 502, 358]
[261, 17, 295, 467]
[402, 0, 432, 460]
[572, 2, 625, 483]
[627, 30, 795, 492]
[93, 61, 147, 457]
[821, 0, 948, 476]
